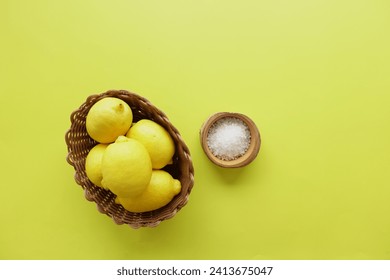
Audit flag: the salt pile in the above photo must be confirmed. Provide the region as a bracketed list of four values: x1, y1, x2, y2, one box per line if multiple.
[207, 117, 251, 161]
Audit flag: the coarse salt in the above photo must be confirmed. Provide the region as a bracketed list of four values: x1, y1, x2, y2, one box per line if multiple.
[207, 117, 251, 161]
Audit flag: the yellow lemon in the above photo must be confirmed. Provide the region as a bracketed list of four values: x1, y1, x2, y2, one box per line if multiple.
[126, 119, 175, 169]
[101, 136, 152, 197]
[86, 97, 133, 143]
[85, 143, 108, 188]
[116, 170, 182, 212]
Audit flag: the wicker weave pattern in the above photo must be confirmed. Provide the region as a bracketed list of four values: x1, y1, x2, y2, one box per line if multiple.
[65, 90, 194, 228]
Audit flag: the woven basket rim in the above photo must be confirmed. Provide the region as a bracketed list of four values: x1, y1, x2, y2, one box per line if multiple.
[65, 89, 194, 228]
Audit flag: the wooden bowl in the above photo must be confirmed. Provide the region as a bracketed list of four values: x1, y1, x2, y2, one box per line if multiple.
[200, 112, 261, 168]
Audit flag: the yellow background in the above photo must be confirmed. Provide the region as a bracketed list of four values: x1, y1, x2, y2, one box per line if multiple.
[1, 0, 389, 260]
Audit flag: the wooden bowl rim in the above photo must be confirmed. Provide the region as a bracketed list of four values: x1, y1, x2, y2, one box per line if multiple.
[200, 112, 261, 168]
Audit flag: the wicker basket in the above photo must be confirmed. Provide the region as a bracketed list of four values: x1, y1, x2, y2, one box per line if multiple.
[65, 89, 194, 228]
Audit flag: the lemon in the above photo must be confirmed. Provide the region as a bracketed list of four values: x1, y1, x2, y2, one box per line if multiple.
[126, 119, 175, 169]
[85, 143, 108, 188]
[86, 97, 133, 143]
[101, 136, 152, 197]
[116, 170, 182, 212]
